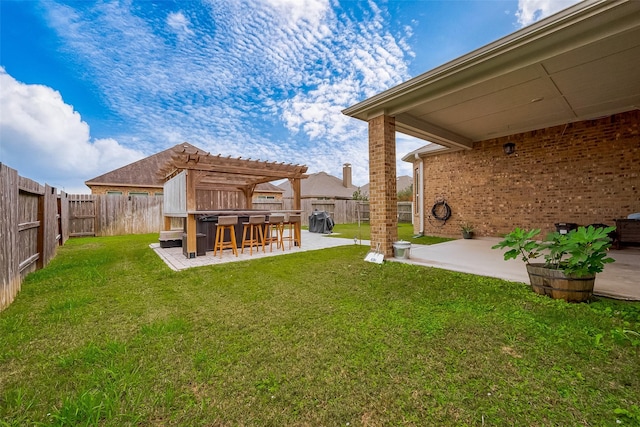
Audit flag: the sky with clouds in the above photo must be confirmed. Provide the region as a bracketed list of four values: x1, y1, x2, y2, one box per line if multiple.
[0, 0, 580, 193]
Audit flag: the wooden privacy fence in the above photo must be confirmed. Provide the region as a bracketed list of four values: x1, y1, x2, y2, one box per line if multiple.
[76, 198, 410, 231]
[398, 202, 413, 223]
[63, 196, 409, 235]
[67, 194, 164, 237]
[0, 164, 67, 311]
[283, 200, 412, 225]
[63, 197, 411, 237]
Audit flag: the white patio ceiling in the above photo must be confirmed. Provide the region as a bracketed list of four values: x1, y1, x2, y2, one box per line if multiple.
[342, 0, 640, 152]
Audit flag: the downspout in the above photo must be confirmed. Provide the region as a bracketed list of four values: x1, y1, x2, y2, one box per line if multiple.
[417, 153, 425, 235]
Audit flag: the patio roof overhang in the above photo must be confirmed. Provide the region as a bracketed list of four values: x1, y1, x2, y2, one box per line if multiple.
[158, 144, 308, 192]
[343, 0, 640, 158]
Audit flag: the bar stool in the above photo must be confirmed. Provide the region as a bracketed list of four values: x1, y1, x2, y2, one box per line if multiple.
[283, 214, 301, 249]
[213, 216, 238, 258]
[265, 214, 285, 252]
[241, 215, 266, 255]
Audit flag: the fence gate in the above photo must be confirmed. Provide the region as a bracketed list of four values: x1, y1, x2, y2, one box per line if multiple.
[68, 194, 96, 237]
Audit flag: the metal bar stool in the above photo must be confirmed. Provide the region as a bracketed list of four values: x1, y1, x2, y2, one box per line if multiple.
[283, 214, 301, 249]
[213, 216, 238, 258]
[265, 214, 285, 252]
[241, 215, 266, 255]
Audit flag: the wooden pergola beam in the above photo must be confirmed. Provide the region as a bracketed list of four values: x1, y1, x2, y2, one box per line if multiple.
[170, 161, 306, 178]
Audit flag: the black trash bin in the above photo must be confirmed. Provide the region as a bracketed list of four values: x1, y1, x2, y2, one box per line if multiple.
[554, 222, 578, 235]
[588, 223, 616, 242]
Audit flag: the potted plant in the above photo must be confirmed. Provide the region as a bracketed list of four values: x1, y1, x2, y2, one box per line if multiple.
[460, 222, 474, 239]
[491, 225, 616, 302]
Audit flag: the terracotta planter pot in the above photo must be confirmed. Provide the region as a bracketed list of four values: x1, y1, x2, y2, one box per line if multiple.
[525, 263, 596, 302]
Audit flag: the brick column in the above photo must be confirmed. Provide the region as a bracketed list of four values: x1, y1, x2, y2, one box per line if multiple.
[368, 114, 398, 258]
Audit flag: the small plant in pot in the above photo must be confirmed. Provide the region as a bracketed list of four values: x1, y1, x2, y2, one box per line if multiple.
[460, 222, 474, 239]
[492, 225, 616, 302]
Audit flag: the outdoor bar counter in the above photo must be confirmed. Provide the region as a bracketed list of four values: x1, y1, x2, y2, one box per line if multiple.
[189, 209, 302, 255]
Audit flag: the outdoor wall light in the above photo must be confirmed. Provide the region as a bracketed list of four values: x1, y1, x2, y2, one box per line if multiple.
[503, 142, 516, 155]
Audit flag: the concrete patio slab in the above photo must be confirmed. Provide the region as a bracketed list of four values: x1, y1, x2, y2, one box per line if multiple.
[151, 232, 639, 301]
[150, 230, 358, 271]
[394, 237, 640, 301]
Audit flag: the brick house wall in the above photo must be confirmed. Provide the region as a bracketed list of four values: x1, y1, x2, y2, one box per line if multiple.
[412, 110, 640, 238]
[88, 185, 164, 196]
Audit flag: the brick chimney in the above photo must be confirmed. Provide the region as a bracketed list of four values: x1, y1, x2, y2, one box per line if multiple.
[343, 163, 352, 188]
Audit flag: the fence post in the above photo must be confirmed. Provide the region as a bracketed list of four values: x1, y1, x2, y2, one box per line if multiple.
[58, 192, 70, 245]
[0, 164, 20, 310]
[41, 185, 58, 266]
[36, 189, 45, 269]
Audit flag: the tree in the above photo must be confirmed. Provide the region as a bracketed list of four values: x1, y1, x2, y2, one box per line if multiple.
[352, 188, 368, 201]
[397, 184, 413, 201]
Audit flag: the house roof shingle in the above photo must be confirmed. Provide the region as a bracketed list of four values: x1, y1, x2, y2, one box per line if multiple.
[360, 175, 411, 197]
[279, 171, 358, 199]
[255, 182, 284, 193]
[85, 142, 201, 188]
[86, 142, 291, 193]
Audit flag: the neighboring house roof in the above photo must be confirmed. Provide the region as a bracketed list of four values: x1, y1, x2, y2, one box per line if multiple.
[85, 142, 289, 192]
[255, 182, 284, 194]
[343, 0, 640, 156]
[397, 175, 413, 193]
[279, 171, 358, 199]
[360, 175, 412, 197]
[85, 142, 201, 189]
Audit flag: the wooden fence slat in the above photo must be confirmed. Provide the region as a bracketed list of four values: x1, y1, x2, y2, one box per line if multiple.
[0, 164, 20, 311]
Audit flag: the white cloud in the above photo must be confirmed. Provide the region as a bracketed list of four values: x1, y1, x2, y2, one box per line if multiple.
[263, 0, 330, 27]
[167, 11, 195, 40]
[32, 0, 416, 189]
[516, 0, 583, 27]
[0, 68, 145, 193]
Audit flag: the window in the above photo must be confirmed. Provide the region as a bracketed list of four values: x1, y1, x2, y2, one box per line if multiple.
[154, 192, 163, 197]
[257, 195, 275, 200]
[128, 191, 149, 197]
[106, 191, 123, 195]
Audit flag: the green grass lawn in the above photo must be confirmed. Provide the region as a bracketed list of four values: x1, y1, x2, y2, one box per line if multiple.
[1, 234, 639, 426]
[327, 222, 453, 245]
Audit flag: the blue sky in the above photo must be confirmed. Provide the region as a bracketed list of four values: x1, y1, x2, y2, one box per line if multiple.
[0, 0, 580, 193]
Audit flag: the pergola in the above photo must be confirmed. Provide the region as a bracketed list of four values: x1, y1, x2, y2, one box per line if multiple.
[159, 144, 308, 258]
